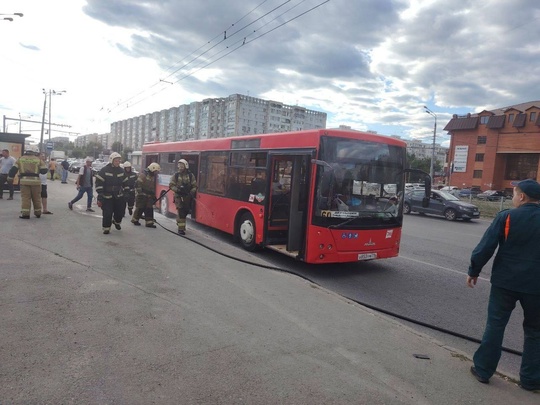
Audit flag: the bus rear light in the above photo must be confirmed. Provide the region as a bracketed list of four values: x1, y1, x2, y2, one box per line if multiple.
[319, 244, 324, 249]
[319, 254, 325, 259]
[327, 244, 333, 250]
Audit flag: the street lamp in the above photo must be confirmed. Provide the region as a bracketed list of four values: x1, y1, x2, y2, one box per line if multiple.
[424, 106, 437, 181]
[49, 90, 66, 141]
[39, 89, 66, 152]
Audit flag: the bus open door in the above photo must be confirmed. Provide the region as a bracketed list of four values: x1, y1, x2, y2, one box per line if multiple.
[266, 154, 311, 258]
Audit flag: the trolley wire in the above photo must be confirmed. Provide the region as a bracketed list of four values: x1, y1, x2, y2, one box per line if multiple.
[105, 0, 330, 116]
[153, 217, 523, 357]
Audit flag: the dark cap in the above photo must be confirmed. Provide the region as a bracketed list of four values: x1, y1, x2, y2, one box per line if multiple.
[510, 179, 540, 200]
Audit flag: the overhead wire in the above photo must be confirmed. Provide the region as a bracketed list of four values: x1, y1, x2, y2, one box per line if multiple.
[104, 0, 276, 114]
[106, 0, 330, 116]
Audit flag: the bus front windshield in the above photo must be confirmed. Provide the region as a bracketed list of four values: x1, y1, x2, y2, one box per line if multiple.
[313, 136, 406, 228]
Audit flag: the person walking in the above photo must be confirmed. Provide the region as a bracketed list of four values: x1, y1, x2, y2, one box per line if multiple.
[122, 161, 138, 216]
[0, 148, 17, 200]
[48, 158, 57, 181]
[131, 162, 160, 228]
[7, 145, 47, 218]
[467, 179, 540, 392]
[60, 158, 70, 183]
[169, 159, 197, 235]
[95, 152, 129, 234]
[68, 158, 95, 212]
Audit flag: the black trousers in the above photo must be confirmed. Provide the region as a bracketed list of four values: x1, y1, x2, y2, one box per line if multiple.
[0, 173, 14, 197]
[101, 196, 126, 229]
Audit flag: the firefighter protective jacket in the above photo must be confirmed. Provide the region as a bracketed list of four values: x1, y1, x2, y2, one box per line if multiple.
[95, 163, 129, 200]
[8, 154, 48, 186]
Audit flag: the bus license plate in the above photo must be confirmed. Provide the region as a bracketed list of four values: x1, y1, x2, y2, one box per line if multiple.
[358, 253, 377, 261]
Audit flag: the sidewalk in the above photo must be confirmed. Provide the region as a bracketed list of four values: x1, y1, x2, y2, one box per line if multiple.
[0, 181, 536, 404]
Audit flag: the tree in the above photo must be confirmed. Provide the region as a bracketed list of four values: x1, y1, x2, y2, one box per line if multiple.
[111, 141, 123, 153]
[122, 147, 133, 162]
[406, 153, 442, 182]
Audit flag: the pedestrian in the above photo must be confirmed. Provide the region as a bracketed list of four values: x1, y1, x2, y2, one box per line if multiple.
[169, 159, 197, 235]
[60, 158, 70, 183]
[131, 162, 160, 228]
[95, 152, 129, 234]
[0, 148, 17, 200]
[122, 161, 137, 216]
[467, 179, 540, 392]
[48, 158, 57, 181]
[39, 172, 53, 214]
[68, 157, 95, 212]
[7, 145, 48, 218]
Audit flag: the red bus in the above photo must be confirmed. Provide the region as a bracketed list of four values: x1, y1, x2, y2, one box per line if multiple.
[143, 129, 425, 264]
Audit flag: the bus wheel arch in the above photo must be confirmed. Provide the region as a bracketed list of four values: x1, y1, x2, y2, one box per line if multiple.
[160, 195, 173, 218]
[237, 210, 259, 251]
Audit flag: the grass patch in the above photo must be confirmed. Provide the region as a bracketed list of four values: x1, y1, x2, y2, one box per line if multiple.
[459, 197, 512, 219]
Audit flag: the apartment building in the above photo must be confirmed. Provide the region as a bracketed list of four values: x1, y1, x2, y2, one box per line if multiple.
[444, 100, 540, 192]
[109, 93, 327, 150]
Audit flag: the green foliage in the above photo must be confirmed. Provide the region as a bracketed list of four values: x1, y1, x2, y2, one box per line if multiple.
[111, 142, 123, 153]
[406, 153, 442, 181]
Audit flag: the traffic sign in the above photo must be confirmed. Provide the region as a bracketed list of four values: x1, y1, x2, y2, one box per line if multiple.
[46, 142, 54, 150]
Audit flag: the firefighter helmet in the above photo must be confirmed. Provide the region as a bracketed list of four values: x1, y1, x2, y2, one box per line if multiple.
[123, 161, 132, 168]
[147, 162, 161, 172]
[25, 145, 40, 154]
[178, 159, 189, 169]
[109, 152, 122, 163]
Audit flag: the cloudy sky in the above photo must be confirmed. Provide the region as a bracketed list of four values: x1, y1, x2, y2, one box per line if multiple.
[1, 0, 539, 148]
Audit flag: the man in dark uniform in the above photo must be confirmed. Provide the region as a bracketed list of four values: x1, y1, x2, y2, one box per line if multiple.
[7, 145, 48, 218]
[132, 162, 160, 228]
[95, 152, 129, 234]
[122, 161, 138, 216]
[467, 179, 540, 392]
[169, 159, 197, 235]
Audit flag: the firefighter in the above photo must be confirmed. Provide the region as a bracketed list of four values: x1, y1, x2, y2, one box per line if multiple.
[7, 145, 48, 219]
[95, 152, 129, 234]
[169, 159, 197, 235]
[123, 161, 137, 216]
[132, 162, 160, 228]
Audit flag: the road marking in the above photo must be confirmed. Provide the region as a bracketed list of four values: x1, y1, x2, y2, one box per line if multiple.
[399, 255, 490, 282]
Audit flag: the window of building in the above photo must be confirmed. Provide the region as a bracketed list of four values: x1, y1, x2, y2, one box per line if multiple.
[473, 170, 483, 178]
[504, 154, 539, 180]
[475, 153, 485, 162]
[508, 113, 514, 123]
[477, 136, 487, 144]
[480, 116, 489, 125]
[530, 111, 537, 122]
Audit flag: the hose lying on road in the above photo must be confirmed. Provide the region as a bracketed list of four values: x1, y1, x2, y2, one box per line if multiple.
[154, 219, 523, 357]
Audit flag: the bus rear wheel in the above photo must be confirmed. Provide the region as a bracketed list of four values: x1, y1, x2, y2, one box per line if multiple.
[239, 212, 257, 251]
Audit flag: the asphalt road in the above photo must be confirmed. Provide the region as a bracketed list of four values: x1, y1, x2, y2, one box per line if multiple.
[182, 211, 524, 380]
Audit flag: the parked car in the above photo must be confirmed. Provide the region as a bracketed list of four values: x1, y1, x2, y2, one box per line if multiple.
[458, 187, 482, 198]
[404, 189, 480, 221]
[476, 190, 508, 201]
[69, 159, 84, 173]
[440, 186, 459, 191]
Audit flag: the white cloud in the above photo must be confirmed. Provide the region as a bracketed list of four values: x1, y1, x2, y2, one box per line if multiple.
[1, 0, 539, 148]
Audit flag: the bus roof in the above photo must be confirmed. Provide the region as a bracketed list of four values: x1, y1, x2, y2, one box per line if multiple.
[142, 128, 406, 153]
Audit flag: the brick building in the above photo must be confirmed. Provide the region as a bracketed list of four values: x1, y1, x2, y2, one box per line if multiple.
[444, 101, 540, 193]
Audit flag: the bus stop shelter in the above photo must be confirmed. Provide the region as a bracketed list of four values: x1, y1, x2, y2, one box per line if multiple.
[0, 132, 31, 191]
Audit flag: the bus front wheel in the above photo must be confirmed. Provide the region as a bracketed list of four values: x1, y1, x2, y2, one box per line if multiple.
[239, 212, 257, 251]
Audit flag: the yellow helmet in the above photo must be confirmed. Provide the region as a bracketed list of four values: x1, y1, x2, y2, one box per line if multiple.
[147, 162, 161, 172]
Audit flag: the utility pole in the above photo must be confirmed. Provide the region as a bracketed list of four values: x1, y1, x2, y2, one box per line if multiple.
[424, 106, 437, 181]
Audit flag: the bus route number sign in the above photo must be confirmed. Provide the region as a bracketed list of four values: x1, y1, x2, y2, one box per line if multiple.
[320, 210, 359, 218]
